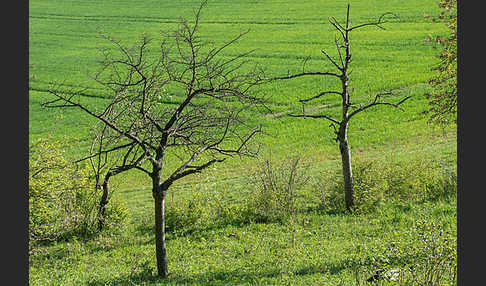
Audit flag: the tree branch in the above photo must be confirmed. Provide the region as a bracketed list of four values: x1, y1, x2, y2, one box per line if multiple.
[321, 49, 343, 71]
[299, 90, 343, 104]
[328, 17, 346, 40]
[44, 89, 157, 163]
[164, 158, 224, 187]
[261, 71, 341, 81]
[75, 141, 136, 163]
[347, 92, 411, 122]
[347, 12, 399, 32]
[289, 113, 341, 125]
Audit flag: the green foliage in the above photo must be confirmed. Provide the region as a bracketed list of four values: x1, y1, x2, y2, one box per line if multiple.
[353, 218, 456, 285]
[397, 219, 456, 285]
[246, 157, 310, 223]
[317, 152, 456, 214]
[384, 155, 456, 202]
[29, 138, 94, 242]
[30, 195, 456, 285]
[29, 138, 128, 244]
[425, 0, 457, 125]
[165, 188, 251, 234]
[101, 197, 129, 231]
[315, 167, 347, 213]
[165, 192, 207, 232]
[165, 157, 313, 233]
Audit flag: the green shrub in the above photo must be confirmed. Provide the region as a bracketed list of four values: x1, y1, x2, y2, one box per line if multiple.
[246, 157, 310, 223]
[374, 219, 456, 285]
[383, 154, 456, 203]
[316, 153, 457, 214]
[165, 192, 206, 233]
[315, 167, 347, 213]
[165, 189, 254, 233]
[100, 196, 129, 231]
[400, 219, 456, 285]
[29, 138, 128, 244]
[351, 217, 456, 285]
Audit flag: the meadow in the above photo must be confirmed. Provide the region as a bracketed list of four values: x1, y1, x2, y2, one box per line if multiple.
[29, 0, 456, 284]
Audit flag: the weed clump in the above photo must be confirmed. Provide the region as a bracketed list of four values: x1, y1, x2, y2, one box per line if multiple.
[246, 157, 310, 224]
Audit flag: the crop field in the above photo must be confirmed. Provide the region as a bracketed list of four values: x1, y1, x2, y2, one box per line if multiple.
[29, 0, 456, 285]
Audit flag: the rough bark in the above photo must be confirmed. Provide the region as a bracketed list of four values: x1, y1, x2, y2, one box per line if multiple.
[153, 190, 168, 277]
[152, 151, 169, 278]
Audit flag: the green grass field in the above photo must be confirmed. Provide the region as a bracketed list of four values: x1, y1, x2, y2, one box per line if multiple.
[29, 0, 456, 284]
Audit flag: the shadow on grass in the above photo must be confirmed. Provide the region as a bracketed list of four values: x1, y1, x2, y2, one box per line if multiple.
[84, 256, 369, 285]
[132, 213, 269, 243]
[86, 268, 282, 286]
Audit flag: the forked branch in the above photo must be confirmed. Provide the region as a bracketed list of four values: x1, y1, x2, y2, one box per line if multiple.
[347, 91, 411, 122]
[347, 12, 399, 31]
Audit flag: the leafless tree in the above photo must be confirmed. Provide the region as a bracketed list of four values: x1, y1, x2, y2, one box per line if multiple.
[263, 4, 410, 212]
[43, 1, 264, 277]
[81, 122, 126, 231]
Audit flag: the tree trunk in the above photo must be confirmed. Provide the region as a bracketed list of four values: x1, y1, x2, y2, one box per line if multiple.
[98, 172, 112, 231]
[338, 125, 354, 211]
[153, 190, 168, 277]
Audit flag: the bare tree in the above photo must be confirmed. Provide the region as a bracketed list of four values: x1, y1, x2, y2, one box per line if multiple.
[263, 4, 410, 212]
[43, 2, 264, 277]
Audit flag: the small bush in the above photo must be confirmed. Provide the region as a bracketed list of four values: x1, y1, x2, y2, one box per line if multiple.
[29, 139, 128, 244]
[315, 167, 347, 213]
[362, 218, 456, 285]
[100, 196, 129, 231]
[246, 157, 310, 223]
[350, 158, 389, 213]
[165, 192, 207, 232]
[383, 154, 456, 203]
[350, 217, 456, 285]
[165, 188, 256, 233]
[402, 219, 456, 285]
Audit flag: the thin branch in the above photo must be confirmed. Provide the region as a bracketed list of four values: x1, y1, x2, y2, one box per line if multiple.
[164, 158, 224, 186]
[75, 141, 136, 163]
[335, 36, 345, 67]
[164, 144, 212, 185]
[289, 113, 341, 125]
[347, 92, 411, 121]
[300, 90, 343, 104]
[347, 12, 399, 32]
[328, 17, 346, 40]
[329, 123, 340, 139]
[211, 125, 262, 156]
[205, 29, 251, 64]
[261, 71, 340, 81]
[302, 56, 311, 74]
[45, 90, 157, 162]
[321, 49, 343, 71]
[110, 161, 151, 177]
[345, 4, 351, 30]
